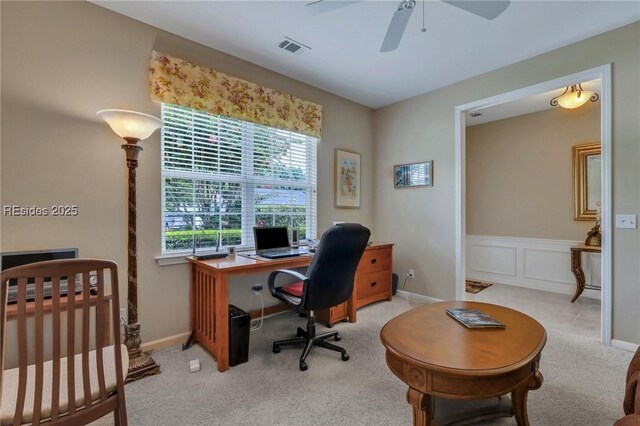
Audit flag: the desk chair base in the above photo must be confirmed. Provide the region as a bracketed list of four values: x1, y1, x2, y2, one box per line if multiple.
[272, 312, 349, 371]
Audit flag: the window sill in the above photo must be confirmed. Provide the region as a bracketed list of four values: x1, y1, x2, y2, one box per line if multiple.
[155, 246, 253, 266]
[155, 253, 191, 267]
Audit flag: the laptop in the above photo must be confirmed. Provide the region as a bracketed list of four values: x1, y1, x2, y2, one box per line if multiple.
[253, 226, 308, 259]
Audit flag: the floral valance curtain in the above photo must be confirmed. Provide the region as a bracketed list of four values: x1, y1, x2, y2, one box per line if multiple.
[149, 50, 322, 138]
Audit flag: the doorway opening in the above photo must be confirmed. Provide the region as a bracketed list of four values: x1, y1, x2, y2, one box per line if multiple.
[454, 65, 612, 345]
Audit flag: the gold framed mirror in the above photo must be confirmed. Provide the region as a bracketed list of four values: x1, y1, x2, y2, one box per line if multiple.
[573, 142, 601, 220]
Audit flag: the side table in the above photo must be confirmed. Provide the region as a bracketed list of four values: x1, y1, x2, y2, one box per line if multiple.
[570, 244, 601, 303]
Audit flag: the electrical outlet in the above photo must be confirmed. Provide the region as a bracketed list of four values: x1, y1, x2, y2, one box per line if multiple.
[408, 269, 415, 279]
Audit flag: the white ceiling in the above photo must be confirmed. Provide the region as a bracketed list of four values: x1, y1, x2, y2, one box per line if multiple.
[93, 1, 640, 109]
[465, 79, 601, 126]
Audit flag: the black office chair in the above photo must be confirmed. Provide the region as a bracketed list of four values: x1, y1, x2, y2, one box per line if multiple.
[268, 223, 371, 371]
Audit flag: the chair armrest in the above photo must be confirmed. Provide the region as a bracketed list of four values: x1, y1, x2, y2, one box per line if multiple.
[267, 269, 309, 297]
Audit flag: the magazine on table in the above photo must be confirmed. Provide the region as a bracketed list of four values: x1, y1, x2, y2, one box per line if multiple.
[446, 308, 505, 329]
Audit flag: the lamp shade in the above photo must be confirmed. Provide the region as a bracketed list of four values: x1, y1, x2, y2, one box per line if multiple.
[551, 83, 599, 110]
[97, 109, 162, 141]
[556, 91, 595, 109]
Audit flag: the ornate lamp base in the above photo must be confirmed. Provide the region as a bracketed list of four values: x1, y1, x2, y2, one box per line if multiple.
[124, 322, 161, 383]
[126, 351, 161, 383]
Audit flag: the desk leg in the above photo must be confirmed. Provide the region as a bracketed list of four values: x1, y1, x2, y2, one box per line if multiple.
[182, 263, 197, 351]
[347, 295, 356, 323]
[189, 263, 196, 340]
[570, 250, 585, 303]
[407, 388, 433, 426]
[214, 271, 229, 372]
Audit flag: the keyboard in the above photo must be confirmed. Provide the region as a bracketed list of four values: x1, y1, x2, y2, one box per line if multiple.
[7, 280, 83, 304]
[260, 248, 307, 259]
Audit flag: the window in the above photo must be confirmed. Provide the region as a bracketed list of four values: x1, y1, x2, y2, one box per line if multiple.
[161, 104, 318, 254]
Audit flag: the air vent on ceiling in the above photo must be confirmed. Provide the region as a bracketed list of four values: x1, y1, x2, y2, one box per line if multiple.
[277, 37, 311, 55]
[470, 111, 483, 117]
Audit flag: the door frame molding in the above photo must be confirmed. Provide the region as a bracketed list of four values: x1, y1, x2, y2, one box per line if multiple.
[454, 64, 612, 345]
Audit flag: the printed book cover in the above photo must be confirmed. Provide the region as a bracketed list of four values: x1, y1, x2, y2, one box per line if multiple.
[446, 308, 505, 329]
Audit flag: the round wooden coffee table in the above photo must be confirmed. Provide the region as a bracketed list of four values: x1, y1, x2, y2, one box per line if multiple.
[380, 301, 546, 426]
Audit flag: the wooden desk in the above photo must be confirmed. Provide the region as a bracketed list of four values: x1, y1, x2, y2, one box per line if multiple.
[570, 244, 602, 303]
[318, 243, 394, 326]
[380, 301, 546, 426]
[6, 292, 113, 347]
[189, 243, 393, 372]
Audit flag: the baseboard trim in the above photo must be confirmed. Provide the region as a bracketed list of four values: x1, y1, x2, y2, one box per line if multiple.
[141, 331, 191, 352]
[138, 305, 291, 353]
[396, 290, 442, 304]
[612, 339, 640, 352]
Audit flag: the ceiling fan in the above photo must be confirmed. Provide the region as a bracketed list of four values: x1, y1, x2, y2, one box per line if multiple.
[306, 0, 511, 52]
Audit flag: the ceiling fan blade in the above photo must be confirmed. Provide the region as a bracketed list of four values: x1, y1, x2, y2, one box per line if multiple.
[441, 1, 510, 20]
[306, 0, 360, 15]
[380, 1, 415, 53]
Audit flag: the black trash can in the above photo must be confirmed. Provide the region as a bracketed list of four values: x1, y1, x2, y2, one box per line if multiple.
[228, 305, 250, 366]
[392, 273, 398, 296]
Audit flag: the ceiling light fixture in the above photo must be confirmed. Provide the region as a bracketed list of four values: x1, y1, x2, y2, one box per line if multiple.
[550, 84, 599, 109]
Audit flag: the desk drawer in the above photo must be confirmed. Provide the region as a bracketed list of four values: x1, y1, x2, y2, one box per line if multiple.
[356, 270, 391, 302]
[316, 301, 348, 327]
[358, 247, 391, 274]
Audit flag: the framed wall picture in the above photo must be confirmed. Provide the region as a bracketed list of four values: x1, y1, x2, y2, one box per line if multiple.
[335, 148, 361, 208]
[394, 161, 433, 188]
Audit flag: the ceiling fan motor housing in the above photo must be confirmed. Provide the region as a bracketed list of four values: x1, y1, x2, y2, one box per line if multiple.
[400, 0, 417, 11]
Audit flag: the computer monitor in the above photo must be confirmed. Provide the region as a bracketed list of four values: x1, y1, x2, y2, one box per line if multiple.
[1, 248, 78, 284]
[1, 248, 78, 270]
[1, 248, 80, 304]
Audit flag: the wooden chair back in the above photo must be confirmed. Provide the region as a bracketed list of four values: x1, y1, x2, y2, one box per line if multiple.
[0, 259, 127, 425]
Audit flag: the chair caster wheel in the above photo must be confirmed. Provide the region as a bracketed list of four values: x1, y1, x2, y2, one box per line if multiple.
[326, 323, 333, 328]
[334, 335, 341, 342]
[299, 361, 308, 371]
[273, 345, 280, 354]
[296, 327, 305, 337]
[341, 352, 350, 361]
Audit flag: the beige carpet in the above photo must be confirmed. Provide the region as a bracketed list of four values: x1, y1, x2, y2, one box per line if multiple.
[94, 297, 632, 425]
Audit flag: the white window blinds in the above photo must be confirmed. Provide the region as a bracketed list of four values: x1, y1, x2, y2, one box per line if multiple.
[161, 104, 318, 254]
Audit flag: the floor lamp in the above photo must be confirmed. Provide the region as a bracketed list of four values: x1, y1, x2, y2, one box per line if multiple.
[98, 109, 162, 382]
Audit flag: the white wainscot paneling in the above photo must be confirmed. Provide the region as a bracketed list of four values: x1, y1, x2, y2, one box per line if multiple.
[466, 235, 601, 300]
[468, 244, 517, 276]
[523, 248, 574, 283]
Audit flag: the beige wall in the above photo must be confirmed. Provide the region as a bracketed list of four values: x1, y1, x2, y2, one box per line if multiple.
[0, 2, 374, 343]
[466, 101, 601, 240]
[374, 22, 640, 344]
